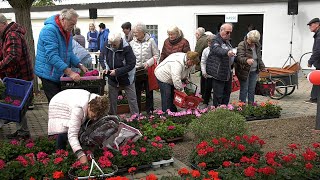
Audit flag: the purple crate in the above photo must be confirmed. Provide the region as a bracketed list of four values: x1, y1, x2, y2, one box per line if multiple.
[0, 78, 33, 122]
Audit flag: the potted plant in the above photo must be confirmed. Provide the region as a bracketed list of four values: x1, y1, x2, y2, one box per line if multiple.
[117, 93, 146, 114]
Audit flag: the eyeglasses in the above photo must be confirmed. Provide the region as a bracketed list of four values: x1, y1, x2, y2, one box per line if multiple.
[225, 31, 232, 35]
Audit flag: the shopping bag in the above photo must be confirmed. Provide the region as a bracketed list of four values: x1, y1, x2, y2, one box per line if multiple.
[231, 75, 240, 92]
[148, 58, 159, 91]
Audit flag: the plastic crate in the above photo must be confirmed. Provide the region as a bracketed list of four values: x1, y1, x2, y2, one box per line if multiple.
[60, 75, 106, 95]
[173, 90, 203, 109]
[0, 78, 33, 122]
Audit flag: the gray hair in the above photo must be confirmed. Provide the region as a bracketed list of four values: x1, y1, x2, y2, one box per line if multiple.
[206, 34, 216, 42]
[133, 22, 147, 33]
[108, 32, 122, 43]
[196, 27, 205, 36]
[247, 30, 260, 43]
[220, 23, 233, 32]
[74, 27, 81, 35]
[59, 8, 79, 20]
[0, 13, 7, 24]
[167, 25, 182, 38]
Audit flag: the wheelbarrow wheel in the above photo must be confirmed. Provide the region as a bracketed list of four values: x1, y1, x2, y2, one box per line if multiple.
[269, 78, 287, 100]
[285, 85, 296, 96]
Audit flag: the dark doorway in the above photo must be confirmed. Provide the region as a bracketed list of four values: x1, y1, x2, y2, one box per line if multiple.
[198, 14, 264, 47]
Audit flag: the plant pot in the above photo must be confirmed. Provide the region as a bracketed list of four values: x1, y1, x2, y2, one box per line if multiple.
[166, 136, 184, 143]
[152, 158, 174, 168]
[68, 165, 118, 180]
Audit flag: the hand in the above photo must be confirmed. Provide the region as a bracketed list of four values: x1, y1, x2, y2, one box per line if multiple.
[80, 64, 89, 73]
[202, 73, 208, 78]
[79, 155, 88, 164]
[247, 58, 254, 65]
[308, 64, 312, 68]
[109, 69, 116, 76]
[261, 68, 268, 72]
[227, 50, 236, 57]
[69, 71, 81, 82]
[144, 63, 149, 70]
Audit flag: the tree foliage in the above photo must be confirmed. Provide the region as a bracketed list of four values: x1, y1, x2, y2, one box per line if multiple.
[32, 0, 55, 7]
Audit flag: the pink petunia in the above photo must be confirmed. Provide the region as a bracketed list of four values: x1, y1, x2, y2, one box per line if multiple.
[12, 99, 21, 106]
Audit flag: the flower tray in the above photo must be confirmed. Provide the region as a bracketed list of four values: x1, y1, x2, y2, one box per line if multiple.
[117, 164, 152, 174]
[60, 75, 106, 95]
[0, 78, 33, 122]
[246, 115, 280, 121]
[151, 158, 174, 168]
[165, 136, 184, 143]
[117, 102, 146, 114]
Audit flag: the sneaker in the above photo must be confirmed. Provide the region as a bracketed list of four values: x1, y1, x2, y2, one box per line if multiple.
[28, 103, 34, 110]
[6, 130, 31, 139]
[305, 99, 317, 104]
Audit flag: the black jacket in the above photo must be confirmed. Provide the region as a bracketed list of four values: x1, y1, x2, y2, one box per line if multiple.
[206, 34, 233, 81]
[308, 29, 320, 69]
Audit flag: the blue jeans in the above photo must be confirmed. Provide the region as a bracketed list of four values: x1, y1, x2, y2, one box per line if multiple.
[157, 79, 177, 112]
[239, 71, 258, 104]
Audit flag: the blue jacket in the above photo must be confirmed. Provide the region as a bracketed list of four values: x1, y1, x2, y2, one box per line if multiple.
[98, 28, 109, 50]
[35, 15, 80, 82]
[100, 39, 136, 87]
[87, 30, 98, 51]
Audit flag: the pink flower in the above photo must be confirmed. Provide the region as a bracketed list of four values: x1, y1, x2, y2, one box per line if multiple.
[140, 147, 146, 153]
[117, 95, 123, 100]
[121, 150, 128, 156]
[26, 142, 34, 148]
[4, 96, 12, 103]
[12, 99, 21, 106]
[130, 150, 138, 156]
[0, 159, 5, 169]
[54, 157, 64, 164]
[103, 150, 114, 158]
[167, 126, 175, 130]
[10, 139, 19, 145]
[168, 143, 175, 148]
[154, 136, 162, 142]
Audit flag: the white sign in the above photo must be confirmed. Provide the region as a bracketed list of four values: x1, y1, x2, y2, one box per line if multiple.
[225, 13, 238, 23]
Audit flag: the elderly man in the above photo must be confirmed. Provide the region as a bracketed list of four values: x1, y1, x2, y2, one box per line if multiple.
[195, 27, 208, 95]
[100, 32, 139, 115]
[0, 13, 34, 139]
[35, 8, 88, 102]
[306, 18, 320, 104]
[206, 23, 236, 107]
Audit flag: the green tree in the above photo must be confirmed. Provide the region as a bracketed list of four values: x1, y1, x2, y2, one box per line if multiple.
[32, 0, 55, 7]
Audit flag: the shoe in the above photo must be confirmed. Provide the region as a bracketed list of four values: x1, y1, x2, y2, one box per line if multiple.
[305, 99, 317, 104]
[6, 130, 31, 139]
[28, 103, 34, 110]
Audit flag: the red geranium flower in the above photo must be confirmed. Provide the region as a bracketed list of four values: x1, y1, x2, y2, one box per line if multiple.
[244, 166, 256, 177]
[128, 167, 137, 174]
[305, 162, 313, 170]
[146, 174, 158, 180]
[191, 170, 201, 178]
[178, 168, 189, 175]
[52, 171, 64, 179]
[198, 162, 206, 168]
[222, 161, 231, 167]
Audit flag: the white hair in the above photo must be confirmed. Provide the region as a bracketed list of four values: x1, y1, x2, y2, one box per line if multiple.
[59, 8, 79, 20]
[247, 30, 260, 43]
[0, 13, 7, 24]
[220, 23, 233, 32]
[108, 32, 122, 43]
[196, 27, 205, 36]
[133, 22, 147, 33]
[167, 25, 183, 38]
[204, 31, 213, 36]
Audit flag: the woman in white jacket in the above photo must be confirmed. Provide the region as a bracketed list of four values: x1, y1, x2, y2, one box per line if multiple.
[154, 51, 199, 112]
[48, 89, 108, 164]
[130, 22, 159, 114]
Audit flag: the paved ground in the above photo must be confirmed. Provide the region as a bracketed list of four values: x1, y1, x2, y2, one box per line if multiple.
[0, 71, 318, 179]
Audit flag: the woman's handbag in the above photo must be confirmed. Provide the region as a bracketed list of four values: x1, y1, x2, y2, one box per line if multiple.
[148, 58, 159, 91]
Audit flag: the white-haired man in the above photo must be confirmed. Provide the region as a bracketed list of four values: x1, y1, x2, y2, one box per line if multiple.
[100, 32, 139, 115]
[35, 8, 88, 103]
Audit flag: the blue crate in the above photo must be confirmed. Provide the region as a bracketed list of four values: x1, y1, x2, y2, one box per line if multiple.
[0, 78, 33, 122]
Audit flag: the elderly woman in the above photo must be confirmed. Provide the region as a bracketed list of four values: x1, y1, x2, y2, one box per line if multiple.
[100, 32, 139, 115]
[48, 89, 108, 164]
[235, 30, 266, 104]
[159, 25, 191, 63]
[130, 22, 159, 114]
[200, 33, 215, 107]
[87, 23, 99, 52]
[155, 51, 199, 112]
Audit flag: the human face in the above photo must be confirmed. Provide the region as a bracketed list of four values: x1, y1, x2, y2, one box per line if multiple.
[109, 40, 121, 49]
[87, 106, 97, 120]
[133, 29, 145, 41]
[186, 59, 195, 67]
[61, 16, 77, 32]
[195, 32, 200, 40]
[309, 22, 320, 33]
[0, 22, 7, 35]
[168, 32, 178, 41]
[89, 24, 95, 31]
[220, 24, 233, 40]
[122, 28, 130, 35]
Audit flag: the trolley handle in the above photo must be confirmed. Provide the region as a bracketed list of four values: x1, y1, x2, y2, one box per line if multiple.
[183, 81, 198, 95]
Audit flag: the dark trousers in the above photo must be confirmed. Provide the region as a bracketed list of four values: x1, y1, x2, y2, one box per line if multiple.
[200, 72, 206, 96]
[212, 77, 232, 107]
[203, 78, 213, 105]
[135, 74, 154, 113]
[57, 133, 68, 150]
[311, 68, 320, 101]
[40, 77, 61, 102]
[157, 79, 177, 112]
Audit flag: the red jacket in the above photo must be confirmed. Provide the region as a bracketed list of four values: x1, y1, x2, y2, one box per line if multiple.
[0, 22, 34, 81]
[159, 36, 190, 63]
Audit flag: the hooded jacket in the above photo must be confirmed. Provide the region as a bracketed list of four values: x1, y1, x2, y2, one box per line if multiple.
[100, 39, 136, 87]
[0, 22, 34, 81]
[48, 89, 99, 154]
[34, 15, 80, 82]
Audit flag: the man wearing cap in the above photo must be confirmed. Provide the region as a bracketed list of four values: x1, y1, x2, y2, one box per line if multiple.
[306, 18, 320, 104]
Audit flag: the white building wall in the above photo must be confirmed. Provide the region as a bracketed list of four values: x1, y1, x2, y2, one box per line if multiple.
[1, 1, 319, 68]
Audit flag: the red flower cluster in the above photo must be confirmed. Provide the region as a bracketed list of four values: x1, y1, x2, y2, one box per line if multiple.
[178, 167, 220, 180]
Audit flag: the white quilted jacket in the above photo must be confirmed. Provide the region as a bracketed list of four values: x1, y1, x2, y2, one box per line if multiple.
[48, 89, 99, 153]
